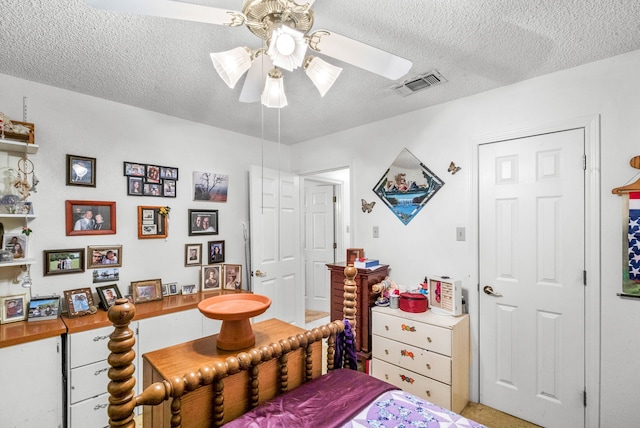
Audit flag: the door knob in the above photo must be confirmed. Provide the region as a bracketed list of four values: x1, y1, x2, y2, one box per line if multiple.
[255, 270, 267, 277]
[483, 285, 503, 297]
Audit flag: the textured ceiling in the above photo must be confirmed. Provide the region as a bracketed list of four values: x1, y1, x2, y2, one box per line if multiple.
[1, 0, 640, 144]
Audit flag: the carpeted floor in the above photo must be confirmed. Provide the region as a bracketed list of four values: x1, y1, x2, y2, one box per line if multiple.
[305, 309, 330, 323]
[460, 402, 541, 428]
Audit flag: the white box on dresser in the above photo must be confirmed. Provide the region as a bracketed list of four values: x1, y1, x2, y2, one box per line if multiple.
[370, 306, 470, 413]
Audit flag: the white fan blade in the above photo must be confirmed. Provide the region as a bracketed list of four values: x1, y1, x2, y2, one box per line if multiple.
[86, 0, 240, 26]
[239, 55, 274, 103]
[308, 30, 412, 80]
[294, 0, 317, 6]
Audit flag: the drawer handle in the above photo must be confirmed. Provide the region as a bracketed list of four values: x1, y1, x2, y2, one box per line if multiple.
[385, 325, 389, 331]
[384, 374, 389, 380]
[426, 390, 431, 397]
[426, 363, 431, 370]
[400, 374, 415, 384]
[93, 335, 110, 342]
[401, 324, 416, 332]
[384, 349, 389, 355]
[427, 336, 432, 343]
[94, 403, 108, 411]
[400, 349, 415, 360]
[94, 368, 109, 376]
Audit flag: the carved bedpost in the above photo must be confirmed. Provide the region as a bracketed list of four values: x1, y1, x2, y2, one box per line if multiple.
[343, 264, 358, 339]
[107, 298, 137, 428]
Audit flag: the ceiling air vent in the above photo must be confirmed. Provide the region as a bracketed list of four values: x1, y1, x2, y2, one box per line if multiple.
[392, 70, 447, 96]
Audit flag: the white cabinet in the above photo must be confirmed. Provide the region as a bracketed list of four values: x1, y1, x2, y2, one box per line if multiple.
[66, 323, 137, 428]
[371, 307, 470, 413]
[0, 336, 63, 427]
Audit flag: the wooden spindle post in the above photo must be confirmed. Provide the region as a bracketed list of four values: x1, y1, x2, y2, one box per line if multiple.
[107, 298, 137, 428]
[343, 264, 358, 339]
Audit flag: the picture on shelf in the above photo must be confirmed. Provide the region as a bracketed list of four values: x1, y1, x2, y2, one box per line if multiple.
[27, 296, 60, 321]
[0, 293, 27, 324]
[63, 288, 95, 318]
[207, 240, 225, 264]
[131, 279, 163, 303]
[185, 243, 202, 266]
[3, 233, 27, 260]
[96, 284, 122, 310]
[182, 284, 198, 295]
[202, 265, 221, 291]
[223, 264, 242, 290]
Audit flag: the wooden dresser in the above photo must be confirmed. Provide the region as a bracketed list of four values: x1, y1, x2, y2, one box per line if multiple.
[142, 318, 321, 427]
[370, 306, 470, 413]
[326, 262, 389, 359]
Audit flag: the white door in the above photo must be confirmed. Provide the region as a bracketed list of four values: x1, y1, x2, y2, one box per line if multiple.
[479, 129, 585, 427]
[250, 165, 303, 326]
[303, 182, 335, 312]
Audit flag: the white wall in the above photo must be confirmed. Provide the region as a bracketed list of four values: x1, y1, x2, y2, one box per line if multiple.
[291, 49, 640, 426]
[0, 74, 289, 300]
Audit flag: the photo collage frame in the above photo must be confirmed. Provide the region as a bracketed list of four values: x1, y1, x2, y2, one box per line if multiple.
[124, 161, 179, 198]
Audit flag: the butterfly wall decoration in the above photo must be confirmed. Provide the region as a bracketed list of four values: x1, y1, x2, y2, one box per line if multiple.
[362, 199, 376, 213]
[448, 161, 461, 175]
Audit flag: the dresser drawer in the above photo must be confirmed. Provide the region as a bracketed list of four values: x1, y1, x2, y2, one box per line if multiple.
[371, 311, 452, 356]
[371, 358, 451, 410]
[70, 359, 110, 404]
[372, 335, 452, 384]
[69, 392, 110, 428]
[68, 325, 114, 369]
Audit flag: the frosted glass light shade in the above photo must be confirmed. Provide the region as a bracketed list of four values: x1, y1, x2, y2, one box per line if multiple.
[267, 25, 307, 71]
[210, 47, 252, 88]
[261, 69, 288, 108]
[305, 56, 343, 97]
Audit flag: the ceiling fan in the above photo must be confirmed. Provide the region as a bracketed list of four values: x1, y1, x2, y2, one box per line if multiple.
[86, 0, 413, 108]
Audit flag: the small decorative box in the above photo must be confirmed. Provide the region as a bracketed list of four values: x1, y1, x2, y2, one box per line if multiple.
[399, 292, 428, 313]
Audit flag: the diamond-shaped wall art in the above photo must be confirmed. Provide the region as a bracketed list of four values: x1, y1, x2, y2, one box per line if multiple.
[372, 148, 445, 225]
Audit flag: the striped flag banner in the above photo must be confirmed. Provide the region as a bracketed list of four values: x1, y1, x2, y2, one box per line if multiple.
[628, 192, 640, 281]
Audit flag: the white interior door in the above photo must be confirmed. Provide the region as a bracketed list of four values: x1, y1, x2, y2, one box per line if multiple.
[303, 182, 335, 312]
[250, 165, 303, 326]
[479, 129, 585, 427]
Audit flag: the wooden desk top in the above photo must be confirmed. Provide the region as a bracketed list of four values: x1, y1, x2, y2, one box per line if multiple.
[143, 318, 307, 380]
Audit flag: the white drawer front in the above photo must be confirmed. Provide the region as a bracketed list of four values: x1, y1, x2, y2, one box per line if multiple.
[69, 393, 110, 428]
[371, 358, 451, 410]
[69, 325, 114, 368]
[70, 360, 111, 404]
[372, 335, 452, 384]
[372, 311, 452, 356]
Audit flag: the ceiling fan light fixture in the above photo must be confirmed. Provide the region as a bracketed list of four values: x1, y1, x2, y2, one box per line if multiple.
[267, 25, 307, 71]
[304, 56, 342, 97]
[261, 68, 288, 108]
[210, 46, 253, 88]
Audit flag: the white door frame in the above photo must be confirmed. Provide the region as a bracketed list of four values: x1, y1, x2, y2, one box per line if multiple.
[470, 115, 601, 425]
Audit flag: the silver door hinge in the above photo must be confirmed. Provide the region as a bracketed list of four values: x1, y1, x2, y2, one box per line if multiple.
[583, 270, 587, 286]
[333, 196, 337, 203]
[583, 155, 587, 170]
[584, 389, 587, 407]
[333, 242, 337, 249]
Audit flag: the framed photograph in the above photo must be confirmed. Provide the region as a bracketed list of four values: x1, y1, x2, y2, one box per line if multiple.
[146, 165, 161, 183]
[163, 179, 176, 198]
[202, 265, 221, 291]
[185, 243, 202, 266]
[143, 183, 162, 197]
[193, 171, 229, 202]
[346, 248, 364, 265]
[67, 154, 96, 187]
[66, 200, 116, 236]
[128, 177, 143, 196]
[181, 284, 198, 295]
[167, 282, 179, 296]
[27, 296, 60, 322]
[14, 201, 33, 215]
[88, 245, 122, 268]
[160, 167, 179, 180]
[138, 206, 168, 239]
[3, 233, 27, 261]
[1, 294, 27, 324]
[131, 279, 163, 303]
[207, 240, 225, 264]
[63, 288, 95, 318]
[96, 284, 122, 310]
[223, 264, 242, 290]
[188, 209, 218, 236]
[93, 268, 119, 283]
[123, 162, 146, 177]
[43, 248, 85, 276]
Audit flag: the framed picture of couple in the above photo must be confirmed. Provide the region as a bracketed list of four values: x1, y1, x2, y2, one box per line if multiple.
[188, 209, 218, 236]
[65, 200, 117, 236]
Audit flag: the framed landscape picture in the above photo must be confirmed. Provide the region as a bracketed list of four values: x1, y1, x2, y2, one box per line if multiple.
[43, 248, 85, 276]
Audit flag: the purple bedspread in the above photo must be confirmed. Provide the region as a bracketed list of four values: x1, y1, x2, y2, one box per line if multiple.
[223, 369, 397, 428]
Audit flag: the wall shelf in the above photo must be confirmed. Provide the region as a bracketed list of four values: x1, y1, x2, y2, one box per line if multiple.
[0, 258, 36, 267]
[0, 139, 38, 154]
[0, 214, 36, 220]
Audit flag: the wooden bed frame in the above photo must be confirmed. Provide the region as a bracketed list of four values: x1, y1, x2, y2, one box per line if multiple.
[106, 265, 359, 428]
